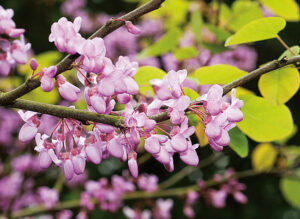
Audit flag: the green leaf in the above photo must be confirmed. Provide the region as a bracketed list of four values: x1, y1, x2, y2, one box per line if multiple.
[200, 42, 227, 54]
[183, 88, 199, 101]
[252, 143, 277, 172]
[151, 0, 189, 28]
[22, 87, 59, 104]
[229, 127, 249, 158]
[279, 45, 300, 59]
[228, 0, 264, 31]
[205, 24, 231, 41]
[280, 169, 300, 209]
[191, 64, 247, 85]
[191, 10, 203, 42]
[237, 94, 294, 142]
[258, 67, 300, 105]
[219, 3, 232, 27]
[138, 28, 182, 59]
[134, 66, 166, 95]
[260, 0, 300, 21]
[225, 17, 286, 46]
[174, 47, 198, 61]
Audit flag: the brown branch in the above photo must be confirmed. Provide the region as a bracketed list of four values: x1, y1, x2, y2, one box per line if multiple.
[5, 99, 124, 128]
[1, 55, 300, 127]
[222, 55, 300, 94]
[0, 0, 165, 105]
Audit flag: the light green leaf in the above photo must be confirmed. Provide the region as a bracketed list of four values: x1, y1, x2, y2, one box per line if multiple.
[191, 64, 247, 85]
[22, 87, 59, 104]
[183, 88, 199, 100]
[174, 47, 198, 61]
[258, 67, 300, 105]
[279, 45, 300, 59]
[134, 66, 166, 95]
[261, 0, 300, 21]
[280, 169, 300, 209]
[205, 24, 231, 41]
[228, 0, 264, 31]
[138, 28, 182, 59]
[191, 10, 203, 42]
[150, 0, 189, 28]
[219, 3, 232, 27]
[229, 127, 249, 158]
[252, 143, 277, 172]
[237, 94, 294, 142]
[225, 17, 286, 46]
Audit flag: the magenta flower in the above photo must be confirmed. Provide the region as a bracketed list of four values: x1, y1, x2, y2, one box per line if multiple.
[37, 187, 59, 209]
[151, 69, 187, 100]
[30, 58, 38, 71]
[153, 199, 173, 219]
[49, 17, 83, 54]
[196, 85, 244, 151]
[8, 35, 31, 64]
[98, 56, 139, 96]
[164, 95, 191, 124]
[128, 151, 138, 178]
[39, 65, 57, 92]
[84, 132, 102, 164]
[76, 37, 106, 73]
[0, 6, 25, 37]
[137, 174, 158, 192]
[80, 192, 94, 211]
[34, 133, 62, 168]
[125, 21, 141, 35]
[123, 207, 151, 219]
[56, 75, 81, 102]
[18, 110, 40, 142]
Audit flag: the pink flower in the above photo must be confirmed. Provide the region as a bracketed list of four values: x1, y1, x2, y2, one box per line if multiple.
[39, 65, 57, 92]
[125, 21, 141, 35]
[49, 17, 83, 54]
[56, 75, 81, 102]
[8, 35, 31, 64]
[123, 206, 151, 219]
[80, 192, 94, 211]
[153, 199, 173, 219]
[151, 70, 187, 100]
[37, 187, 59, 209]
[30, 58, 38, 71]
[0, 6, 25, 37]
[18, 110, 40, 142]
[128, 151, 138, 178]
[196, 85, 244, 151]
[76, 37, 106, 73]
[34, 133, 62, 168]
[98, 56, 139, 96]
[137, 174, 158, 192]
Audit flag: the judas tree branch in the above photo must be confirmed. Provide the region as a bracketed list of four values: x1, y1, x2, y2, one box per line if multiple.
[0, 0, 166, 105]
[1, 55, 300, 127]
[5, 99, 124, 128]
[222, 55, 300, 94]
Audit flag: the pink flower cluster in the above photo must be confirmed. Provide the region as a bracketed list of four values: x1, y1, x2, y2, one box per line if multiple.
[181, 169, 247, 218]
[123, 198, 174, 219]
[196, 85, 244, 151]
[80, 173, 158, 213]
[15, 15, 244, 181]
[0, 6, 30, 76]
